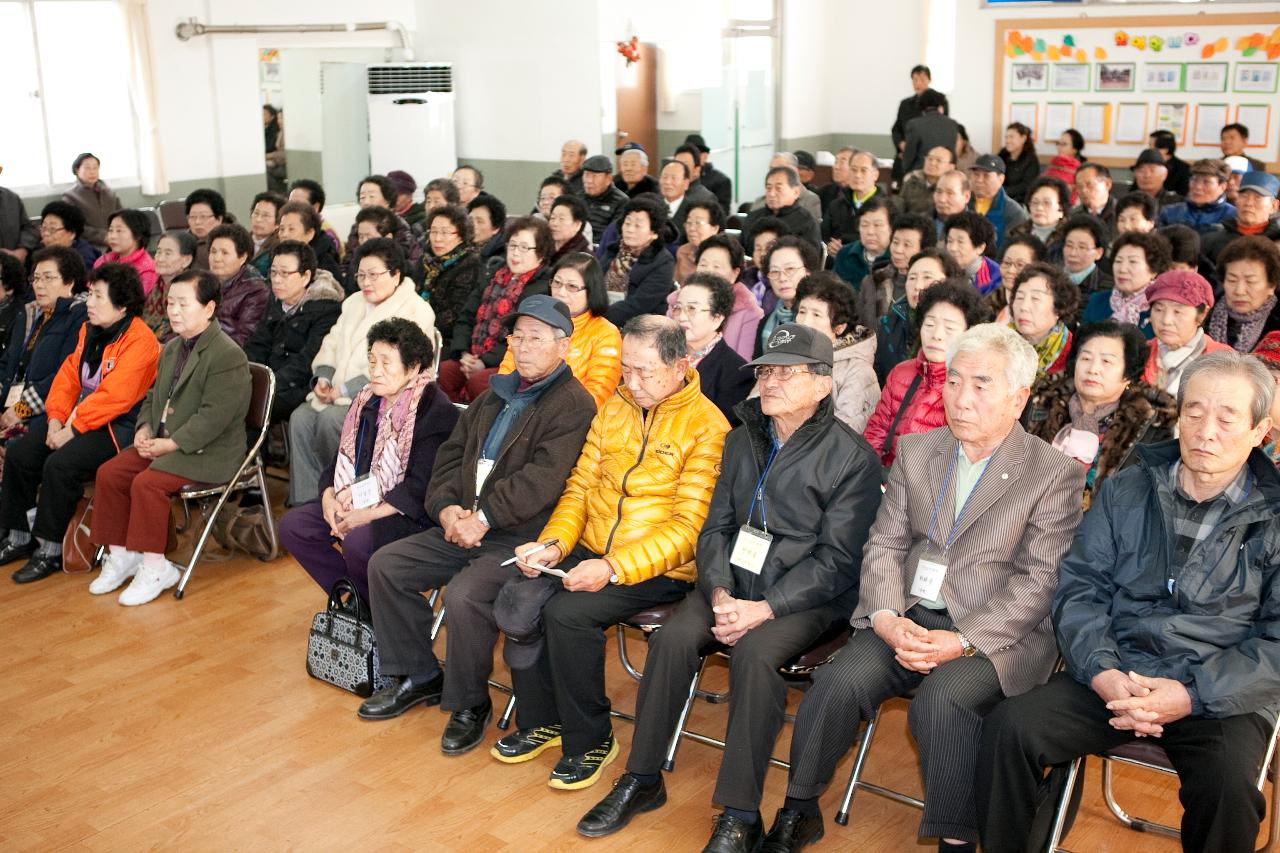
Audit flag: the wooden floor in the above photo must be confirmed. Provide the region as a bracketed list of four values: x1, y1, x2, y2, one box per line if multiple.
[0, 516, 1255, 851]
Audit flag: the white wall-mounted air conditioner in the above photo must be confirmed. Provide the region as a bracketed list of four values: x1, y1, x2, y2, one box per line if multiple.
[367, 63, 457, 188]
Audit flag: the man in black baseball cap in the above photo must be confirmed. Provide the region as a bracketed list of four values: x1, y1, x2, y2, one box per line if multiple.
[582, 155, 630, 237]
[1128, 148, 1182, 208]
[577, 320, 883, 851]
[967, 153, 1027, 248]
[683, 132, 733, 211]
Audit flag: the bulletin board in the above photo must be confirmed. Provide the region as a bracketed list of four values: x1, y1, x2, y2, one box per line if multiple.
[994, 14, 1280, 170]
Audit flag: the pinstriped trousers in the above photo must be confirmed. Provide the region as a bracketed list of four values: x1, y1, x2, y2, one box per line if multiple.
[785, 605, 1004, 843]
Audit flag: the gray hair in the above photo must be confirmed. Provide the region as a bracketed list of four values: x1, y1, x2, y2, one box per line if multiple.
[1178, 350, 1276, 426]
[771, 151, 799, 168]
[938, 169, 970, 193]
[848, 148, 876, 169]
[622, 314, 686, 365]
[766, 165, 801, 188]
[946, 323, 1038, 391]
[621, 149, 649, 169]
[809, 362, 833, 376]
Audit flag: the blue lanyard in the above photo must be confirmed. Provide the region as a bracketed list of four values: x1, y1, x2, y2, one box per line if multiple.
[747, 441, 781, 534]
[926, 446, 997, 553]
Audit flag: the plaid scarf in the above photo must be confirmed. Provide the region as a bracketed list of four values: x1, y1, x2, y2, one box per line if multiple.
[1208, 295, 1278, 354]
[470, 264, 542, 356]
[606, 244, 640, 293]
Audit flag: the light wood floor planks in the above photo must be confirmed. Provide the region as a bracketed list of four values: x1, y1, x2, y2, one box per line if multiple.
[0, 531, 1247, 852]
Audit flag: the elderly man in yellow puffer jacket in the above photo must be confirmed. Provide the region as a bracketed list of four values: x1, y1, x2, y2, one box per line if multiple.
[484, 314, 729, 791]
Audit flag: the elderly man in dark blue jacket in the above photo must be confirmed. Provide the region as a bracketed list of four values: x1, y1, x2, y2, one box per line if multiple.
[575, 324, 883, 853]
[977, 348, 1280, 853]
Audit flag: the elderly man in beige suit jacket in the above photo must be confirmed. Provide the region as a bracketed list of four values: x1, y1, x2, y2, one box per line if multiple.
[759, 323, 1084, 853]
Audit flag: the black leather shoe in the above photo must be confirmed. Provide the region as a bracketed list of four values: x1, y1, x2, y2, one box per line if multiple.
[11, 553, 61, 584]
[703, 812, 762, 853]
[577, 773, 667, 838]
[356, 673, 443, 720]
[441, 699, 492, 755]
[0, 539, 38, 567]
[759, 808, 824, 852]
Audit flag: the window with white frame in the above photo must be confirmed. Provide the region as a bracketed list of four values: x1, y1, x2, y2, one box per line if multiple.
[0, 0, 139, 191]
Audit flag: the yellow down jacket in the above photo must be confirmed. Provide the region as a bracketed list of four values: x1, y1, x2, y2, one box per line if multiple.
[539, 368, 730, 585]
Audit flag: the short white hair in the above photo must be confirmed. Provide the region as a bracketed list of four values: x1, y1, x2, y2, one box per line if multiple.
[771, 151, 799, 168]
[946, 323, 1038, 391]
[622, 150, 649, 169]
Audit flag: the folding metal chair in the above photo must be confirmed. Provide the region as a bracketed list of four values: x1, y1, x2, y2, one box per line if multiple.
[172, 363, 278, 598]
[157, 198, 188, 233]
[1045, 715, 1280, 853]
[834, 693, 922, 825]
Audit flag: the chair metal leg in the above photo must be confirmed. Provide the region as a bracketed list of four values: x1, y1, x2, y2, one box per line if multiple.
[617, 624, 645, 681]
[836, 711, 881, 826]
[1100, 757, 1181, 839]
[1264, 762, 1280, 853]
[430, 601, 446, 642]
[497, 693, 517, 730]
[174, 489, 238, 600]
[1045, 757, 1084, 852]
[662, 656, 707, 772]
[253, 465, 279, 561]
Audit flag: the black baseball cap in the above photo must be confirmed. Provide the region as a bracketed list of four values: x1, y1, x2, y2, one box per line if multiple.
[1133, 148, 1166, 168]
[502, 294, 573, 337]
[744, 323, 834, 368]
[970, 154, 1006, 175]
[683, 133, 710, 154]
[614, 142, 646, 156]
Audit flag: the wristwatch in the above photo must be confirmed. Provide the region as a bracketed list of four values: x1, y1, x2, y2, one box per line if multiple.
[956, 632, 977, 657]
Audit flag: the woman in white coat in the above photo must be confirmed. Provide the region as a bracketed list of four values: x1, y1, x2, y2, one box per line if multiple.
[288, 238, 435, 505]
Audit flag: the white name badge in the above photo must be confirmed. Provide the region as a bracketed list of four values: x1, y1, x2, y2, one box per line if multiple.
[910, 557, 948, 602]
[350, 474, 381, 509]
[729, 525, 773, 575]
[5, 386, 22, 409]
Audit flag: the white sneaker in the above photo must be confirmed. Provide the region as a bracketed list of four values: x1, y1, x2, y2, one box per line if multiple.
[118, 560, 181, 606]
[89, 550, 142, 595]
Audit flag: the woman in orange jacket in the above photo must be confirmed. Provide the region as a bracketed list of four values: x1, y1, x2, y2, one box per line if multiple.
[0, 263, 160, 583]
[498, 253, 621, 409]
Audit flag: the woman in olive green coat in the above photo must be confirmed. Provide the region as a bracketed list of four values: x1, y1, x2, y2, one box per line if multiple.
[89, 269, 251, 606]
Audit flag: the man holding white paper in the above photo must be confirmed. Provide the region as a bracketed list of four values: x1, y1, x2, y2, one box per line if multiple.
[770, 324, 1082, 853]
[577, 323, 882, 853]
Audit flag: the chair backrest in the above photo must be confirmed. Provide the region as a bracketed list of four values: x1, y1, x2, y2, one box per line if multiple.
[137, 207, 164, 250]
[432, 327, 443, 374]
[245, 362, 276, 448]
[158, 198, 188, 232]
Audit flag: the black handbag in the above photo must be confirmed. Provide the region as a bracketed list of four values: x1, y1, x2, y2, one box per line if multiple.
[306, 578, 393, 697]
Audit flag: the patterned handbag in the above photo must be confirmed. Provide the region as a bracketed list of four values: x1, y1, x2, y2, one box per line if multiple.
[306, 578, 393, 697]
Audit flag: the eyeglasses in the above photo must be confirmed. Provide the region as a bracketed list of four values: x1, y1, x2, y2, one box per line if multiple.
[1001, 258, 1031, 274]
[550, 278, 586, 293]
[753, 365, 813, 382]
[39, 224, 66, 235]
[29, 273, 63, 285]
[269, 268, 301, 280]
[508, 242, 537, 253]
[671, 304, 711, 318]
[506, 334, 556, 348]
[187, 213, 215, 223]
[427, 228, 459, 238]
[354, 268, 392, 284]
[767, 265, 805, 279]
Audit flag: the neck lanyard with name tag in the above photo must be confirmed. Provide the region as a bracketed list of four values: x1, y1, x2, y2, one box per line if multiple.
[912, 445, 997, 602]
[732, 440, 781, 575]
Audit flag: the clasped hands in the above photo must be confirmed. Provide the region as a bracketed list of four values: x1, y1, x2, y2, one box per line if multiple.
[439, 504, 490, 549]
[511, 542, 613, 592]
[872, 611, 964, 673]
[321, 487, 379, 539]
[44, 418, 75, 450]
[711, 587, 773, 646]
[132, 424, 177, 460]
[1091, 668, 1192, 738]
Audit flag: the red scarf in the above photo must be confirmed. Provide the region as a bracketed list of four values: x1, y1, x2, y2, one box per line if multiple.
[470, 265, 541, 356]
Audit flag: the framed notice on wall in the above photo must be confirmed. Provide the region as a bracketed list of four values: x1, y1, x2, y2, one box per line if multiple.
[1052, 63, 1090, 92]
[1234, 63, 1278, 94]
[1193, 104, 1229, 147]
[1044, 102, 1075, 143]
[1114, 103, 1148, 143]
[1010, 102, 1040, 135]
[1154, 102, 1188, 147]
[1185, 63, 1229, 93]
[1076, 103, 1111, 144]
[1237, 105, 1272, 148]
[1142, 63, 1183, 92]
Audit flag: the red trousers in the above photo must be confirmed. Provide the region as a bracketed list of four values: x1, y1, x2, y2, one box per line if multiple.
[437, 359, 497, 403]
[90, 447, 194, 554]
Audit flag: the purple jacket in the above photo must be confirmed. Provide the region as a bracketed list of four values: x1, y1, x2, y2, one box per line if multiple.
[216, 264, 269, 347]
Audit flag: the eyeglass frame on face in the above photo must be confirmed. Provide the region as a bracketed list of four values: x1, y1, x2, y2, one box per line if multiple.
[38, 223, 66, 235]
[1001, 256, 1031, 275]
[29, 272, 64, 285]
[671, 303, 712, 319]
[427, 227, 459, 238]
[354, 268, 392, 284]
[508, 241, 538, 254]
[550, 276, 586, 294]
[753, 364, 814, 382]
[507, 331, 561, 348]
[768, 264, 806, 280]
[186, 212, 216, 223]
[268, 266, 302, 281]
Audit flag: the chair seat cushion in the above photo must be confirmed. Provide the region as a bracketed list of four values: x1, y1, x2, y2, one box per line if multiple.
[625, 601, 680, 630]
[784, 623, 852, 671]
[1103, 740, 1175, 772]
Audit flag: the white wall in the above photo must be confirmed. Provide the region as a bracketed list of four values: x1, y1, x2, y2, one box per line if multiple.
[948, 0, 1277, 156]
[413, 0, 604, 162]
[145, 0, 416, 187]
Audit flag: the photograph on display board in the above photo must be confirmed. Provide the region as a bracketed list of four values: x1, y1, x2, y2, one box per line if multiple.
[1154, 102, 1188, 146]
[1096, 62, 1135, 92]
[1142, 63, 1184, 92]
[1011, 63, 1049, 91]
[1185, 62, 1229, 93]
[1233, 63, 1278, 94]
[1051, 63, 1090, 92]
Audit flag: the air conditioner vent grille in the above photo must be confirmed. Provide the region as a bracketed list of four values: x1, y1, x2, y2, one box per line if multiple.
[368, 64, 453, 94]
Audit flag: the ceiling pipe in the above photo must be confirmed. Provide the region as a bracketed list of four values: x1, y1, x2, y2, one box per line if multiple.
[174, 18, 415, 60]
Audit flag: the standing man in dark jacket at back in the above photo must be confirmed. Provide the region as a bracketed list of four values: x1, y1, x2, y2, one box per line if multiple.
[902, 89, 959, 175]
[575, 324, 883, 853]
[891, 65, 935, 185]
[978, 349, 1280, 853]
[685, 134, 733, 213]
